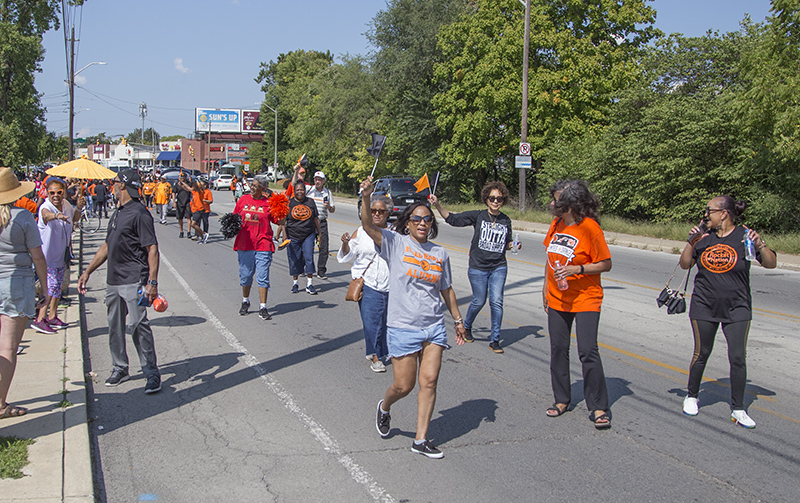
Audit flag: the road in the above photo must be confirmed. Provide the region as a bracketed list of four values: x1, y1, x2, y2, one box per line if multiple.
[79, 190, 800, 503]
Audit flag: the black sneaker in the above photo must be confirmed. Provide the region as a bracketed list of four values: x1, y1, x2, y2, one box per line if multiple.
[376, 400, 391, 437]
[306, 284, 318, 295]
[411, 440, 444, 459]
[291, 284, 299, 294]
[179, 232, 184, 238]
[144, 375, 162, 394]
[489, 341, 504, 354]
[317, 273, 328, 280]
[464, 328, 474, 343]
[239, 300, 250, 316]
[259, 307, 272, 320]
[105, 369, 130, 387]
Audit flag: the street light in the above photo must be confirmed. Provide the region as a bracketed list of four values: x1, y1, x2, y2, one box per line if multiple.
[68, 60, 106, 160]
[263, 104, 278, 183]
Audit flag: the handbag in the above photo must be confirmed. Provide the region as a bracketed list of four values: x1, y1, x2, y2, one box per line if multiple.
[656, 262, 690, 315]
[345, 257, 375, 302]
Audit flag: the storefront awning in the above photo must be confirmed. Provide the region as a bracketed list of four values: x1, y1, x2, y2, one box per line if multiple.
[156, 151, 181, 161]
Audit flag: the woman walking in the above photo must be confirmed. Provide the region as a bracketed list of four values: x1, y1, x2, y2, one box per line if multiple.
[543, 180, 613, 429]
[189, 179, 208, 244]
[285, 180, 320, 295]
[337, 194, 392, 372]
[430, 181, 514, 353]
[0, 168, 50, 418]
[679, 196, 776, 428]
[31, 177, 78, 334]
[360, 177, 466, 459]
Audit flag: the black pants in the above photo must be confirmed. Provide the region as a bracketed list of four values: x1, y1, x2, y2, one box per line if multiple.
[202, 211, 210, 233]
[688, 319, 750, 410]
[548, 309, 609, 412]
[317, 219, 329, 275]
[95, 198, 108, 218]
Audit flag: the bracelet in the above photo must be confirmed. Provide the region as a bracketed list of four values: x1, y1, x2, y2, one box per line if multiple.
[453, 318, 463, 326]
[579, 265, 584, 275]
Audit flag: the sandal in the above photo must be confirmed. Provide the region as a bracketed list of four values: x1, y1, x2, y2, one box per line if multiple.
[0, 404, 28, 419]
[546, 403, 569, 417]
[591, 411, 611, 429]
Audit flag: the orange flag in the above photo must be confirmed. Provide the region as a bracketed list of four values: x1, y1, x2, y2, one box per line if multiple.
[414, 173, 430, 193]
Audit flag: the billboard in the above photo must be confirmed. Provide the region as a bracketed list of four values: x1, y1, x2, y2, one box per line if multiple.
[241, 110, 265, 133]
[195, 108, 241, 133]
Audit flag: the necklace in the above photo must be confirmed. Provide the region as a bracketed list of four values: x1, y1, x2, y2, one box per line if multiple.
[487, 209, 499, 228]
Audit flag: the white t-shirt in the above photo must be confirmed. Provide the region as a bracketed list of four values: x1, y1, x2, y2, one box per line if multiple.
[306, 186, 334, 220]
[336, 226, 389, 292]
[37, 199, 75, 268]
[379, 229, 452, 330]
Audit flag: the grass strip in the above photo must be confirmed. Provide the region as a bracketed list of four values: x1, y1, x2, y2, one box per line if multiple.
[0, 436, 35, 479]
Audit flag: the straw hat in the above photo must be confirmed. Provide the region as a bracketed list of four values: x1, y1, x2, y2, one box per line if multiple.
[0, 168, 35, 205]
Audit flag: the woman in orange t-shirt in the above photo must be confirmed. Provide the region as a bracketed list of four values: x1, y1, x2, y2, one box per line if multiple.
[189, 180, 208, 243]
[542, 180, 613, 429]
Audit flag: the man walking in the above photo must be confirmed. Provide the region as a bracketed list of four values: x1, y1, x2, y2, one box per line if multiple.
[78, 170, 162, 394]
[153, 175, 172, 224]
[306, 171, 335, 279]
[174, 172, 193, 238]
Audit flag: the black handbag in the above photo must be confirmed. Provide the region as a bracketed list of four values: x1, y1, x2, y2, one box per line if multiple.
[657, 262, 690, 315]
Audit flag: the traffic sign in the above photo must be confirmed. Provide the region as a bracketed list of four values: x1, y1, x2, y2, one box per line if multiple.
[515, 155, 532, 169]
[74, 138, 88, 144]
[519, 142, 531, 156]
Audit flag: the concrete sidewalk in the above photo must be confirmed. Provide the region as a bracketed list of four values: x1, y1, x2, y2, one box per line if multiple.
[0, 291, 93, 502]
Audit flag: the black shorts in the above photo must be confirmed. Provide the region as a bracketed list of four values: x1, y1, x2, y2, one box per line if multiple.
[175, 204, 189, 220]
[191, 210, 204, 223]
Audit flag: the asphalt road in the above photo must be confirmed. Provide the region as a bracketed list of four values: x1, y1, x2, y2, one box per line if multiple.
[79, 191, 800, 503]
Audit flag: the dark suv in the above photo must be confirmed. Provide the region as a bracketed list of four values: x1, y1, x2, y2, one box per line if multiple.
[358, 175, 431, 219]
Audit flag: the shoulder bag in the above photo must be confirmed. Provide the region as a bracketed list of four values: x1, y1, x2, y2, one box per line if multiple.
[656, 261, 690, 315]
[346, 256, 375, 302]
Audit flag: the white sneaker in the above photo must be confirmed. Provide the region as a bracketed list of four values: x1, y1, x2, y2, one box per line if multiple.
[731, 410, 756, 429]
[370, 360, 387, 373]
[683, 396, 699, 416]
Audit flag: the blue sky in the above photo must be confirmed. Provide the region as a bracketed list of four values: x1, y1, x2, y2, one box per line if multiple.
[36, 0, 774, 140]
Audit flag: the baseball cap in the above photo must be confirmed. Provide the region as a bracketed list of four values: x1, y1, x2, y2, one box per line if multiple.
[313, 171, 326, 180]
[117, 169, 142, 199]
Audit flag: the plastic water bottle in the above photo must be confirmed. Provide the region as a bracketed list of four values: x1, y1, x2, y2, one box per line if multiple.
[554, 260, 569, 291]
[512, 233, 520, 255]
[744, 234, 756, 261]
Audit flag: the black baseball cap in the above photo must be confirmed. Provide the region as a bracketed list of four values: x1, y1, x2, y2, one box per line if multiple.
[116, 170, 142, 199]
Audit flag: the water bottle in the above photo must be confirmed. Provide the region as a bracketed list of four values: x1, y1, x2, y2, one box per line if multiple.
[512, 232, 520, 255]
[554, 260, 569, 291]
[744, 233, 756, 261]
[137, 287, 153, 307]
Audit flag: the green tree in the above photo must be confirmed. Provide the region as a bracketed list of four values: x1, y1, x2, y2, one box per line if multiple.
[160, 134, 185, 142]
[0, 0, 60, 166]
[126, 127, 160, 145]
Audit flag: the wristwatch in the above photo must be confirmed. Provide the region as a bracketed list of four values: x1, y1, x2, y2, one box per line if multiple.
[148, 280, 158, 286]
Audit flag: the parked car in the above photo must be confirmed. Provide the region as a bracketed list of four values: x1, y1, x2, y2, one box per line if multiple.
[357, 175, 430, 219]
[213, 174, 233, 190]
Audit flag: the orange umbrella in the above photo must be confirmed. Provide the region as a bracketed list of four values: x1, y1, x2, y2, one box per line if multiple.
[46, 156, 116, 180]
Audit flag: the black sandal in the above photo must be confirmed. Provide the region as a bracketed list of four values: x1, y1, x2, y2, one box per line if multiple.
[591, 412, 611, 429]
[546, 403, 569, 417]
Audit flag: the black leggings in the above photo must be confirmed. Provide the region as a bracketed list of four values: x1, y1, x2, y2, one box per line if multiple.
[688, 319, 750, 410]
[548, 309, 609, 412]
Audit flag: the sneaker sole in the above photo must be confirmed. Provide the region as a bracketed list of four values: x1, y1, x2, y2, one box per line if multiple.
[490, 346, 504, 353]
[105, 375, 130, 387]
[32, 325, 57, 335]
[410, 446, 444, 459]
[370, 365, 387, 373]
[144, 385, 162, 394]
[683, 410, 699, 416]
[731, 417, 755, 429]
[463, 338, 474, 343]
[376, 400, 390, 437]
[259, 314, 272, 320]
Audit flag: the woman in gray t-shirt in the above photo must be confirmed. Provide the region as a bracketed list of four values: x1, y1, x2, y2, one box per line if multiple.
[0, 168, 50, 419]
[359, 177, 466, 459]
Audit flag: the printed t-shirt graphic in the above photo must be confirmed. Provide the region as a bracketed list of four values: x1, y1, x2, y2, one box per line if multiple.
[285, 198, 318, 241]
[700, 244, 737, 273]
[402, 245, 444, 283]
[543, 217, 611, 313]
[234, 194, 278, 252]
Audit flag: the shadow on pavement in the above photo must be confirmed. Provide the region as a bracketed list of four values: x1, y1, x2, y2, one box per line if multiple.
[431, 398, 498, 444]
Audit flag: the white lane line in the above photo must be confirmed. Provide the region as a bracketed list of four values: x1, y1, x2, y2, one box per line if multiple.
[161, 253, 395, 503]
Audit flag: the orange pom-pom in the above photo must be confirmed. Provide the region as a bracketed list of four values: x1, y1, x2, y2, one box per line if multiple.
[268, 191, 290, 221]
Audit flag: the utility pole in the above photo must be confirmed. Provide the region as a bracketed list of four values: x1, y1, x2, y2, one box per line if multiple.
[68, 27, 75, 161]
[519, 0, 531, 212]
[139, 102, 147, 167]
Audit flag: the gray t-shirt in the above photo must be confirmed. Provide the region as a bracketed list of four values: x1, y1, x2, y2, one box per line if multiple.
[38, 199, 75, 268]
[379, 229, 452, 330]
[0, 206, 43, 278]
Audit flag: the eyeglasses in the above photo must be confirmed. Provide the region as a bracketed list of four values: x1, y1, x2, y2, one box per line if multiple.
[705, 207, 725, 215]
[48, 190, 63, 196]
[371, 209, 388, 215]
[112, 179, 123, 184]
[409, 215, 432, 224]
[487, 196, 505, 203]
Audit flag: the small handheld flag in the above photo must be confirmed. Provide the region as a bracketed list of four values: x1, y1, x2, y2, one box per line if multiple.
[367, 133, 387, 178]
[414, 173, 430, 193]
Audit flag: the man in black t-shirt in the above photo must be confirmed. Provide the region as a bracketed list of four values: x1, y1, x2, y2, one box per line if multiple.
[94, 180, 109, 218]
[78, 169, 162, 394]
[174, 172, 193, 238]
[285, 180, 321, 294]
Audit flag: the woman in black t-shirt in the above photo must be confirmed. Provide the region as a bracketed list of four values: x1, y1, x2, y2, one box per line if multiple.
[285, 180, 321, 294]
[678, 196, 776, 429]
[430, 181, 514, 353]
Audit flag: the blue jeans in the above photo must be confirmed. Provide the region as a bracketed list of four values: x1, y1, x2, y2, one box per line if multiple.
[287, 233, 316, 276]
[238, 250, 273, 288]
[358, 285, 388, 360]
[465, 265, 507, 343]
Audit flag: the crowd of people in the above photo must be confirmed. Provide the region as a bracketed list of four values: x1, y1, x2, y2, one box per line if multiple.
[0, 164, 778, 457]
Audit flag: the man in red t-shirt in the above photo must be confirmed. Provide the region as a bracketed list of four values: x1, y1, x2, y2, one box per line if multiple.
[233, 174, 283, 320]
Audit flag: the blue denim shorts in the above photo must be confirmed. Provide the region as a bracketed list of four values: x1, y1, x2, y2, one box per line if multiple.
[387, 322, 448, 358]
[0, 275, 36, 318]
[238, 250, 273, 288]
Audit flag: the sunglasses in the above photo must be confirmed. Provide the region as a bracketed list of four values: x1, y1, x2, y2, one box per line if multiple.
[409, 215, 432, 224]
[371, 209, 388, 215]
[705, 207, 725, 214]
[48, 190, 63, 196]
[488, 196, 505, 203]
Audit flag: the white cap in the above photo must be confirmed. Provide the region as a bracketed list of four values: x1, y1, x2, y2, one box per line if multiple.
[313, 171, 326, 180]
